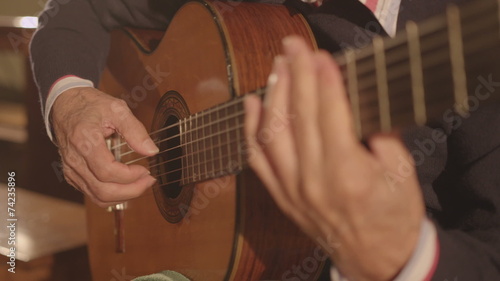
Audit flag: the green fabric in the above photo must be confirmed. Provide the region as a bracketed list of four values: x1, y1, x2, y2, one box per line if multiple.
[133, 270, 191, 281]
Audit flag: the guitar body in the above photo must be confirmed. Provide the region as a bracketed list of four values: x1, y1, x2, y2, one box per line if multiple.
[87, 1, 323, 280]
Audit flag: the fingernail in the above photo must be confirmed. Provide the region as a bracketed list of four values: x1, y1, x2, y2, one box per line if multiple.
[148, 176, 157, 187]
[142, 139, 159, 154]
[267, 55, 284, 87]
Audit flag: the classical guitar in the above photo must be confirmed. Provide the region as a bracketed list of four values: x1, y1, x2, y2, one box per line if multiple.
[86, 0, 500, 280]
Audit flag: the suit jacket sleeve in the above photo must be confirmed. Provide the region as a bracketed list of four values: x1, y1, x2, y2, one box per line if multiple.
[29, 0, 184, 115]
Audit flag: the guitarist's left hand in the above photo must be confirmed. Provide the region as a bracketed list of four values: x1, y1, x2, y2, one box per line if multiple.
[244, 36, 425, 281]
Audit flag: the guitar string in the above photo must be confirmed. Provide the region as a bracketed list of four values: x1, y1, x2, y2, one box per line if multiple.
[112, 3, 499, 167]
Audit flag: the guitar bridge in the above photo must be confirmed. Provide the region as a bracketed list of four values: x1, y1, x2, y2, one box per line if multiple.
[106, 135, 127, 253]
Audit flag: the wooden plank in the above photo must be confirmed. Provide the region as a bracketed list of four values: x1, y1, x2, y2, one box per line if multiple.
[0, 184, 87, 262]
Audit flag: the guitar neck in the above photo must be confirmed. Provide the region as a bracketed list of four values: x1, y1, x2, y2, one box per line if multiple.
[164, 0, 500, 187]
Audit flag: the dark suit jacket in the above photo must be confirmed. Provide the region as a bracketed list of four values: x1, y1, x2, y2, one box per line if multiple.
[30, 0, 500, 279]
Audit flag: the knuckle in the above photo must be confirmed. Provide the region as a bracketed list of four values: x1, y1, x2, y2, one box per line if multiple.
[92, 187, 112, 203]
[300, 179, 324, 204]
[342, 181, 371, 201]
[62, 151, 81, 167]
[90, 183, 118, 203]
[110, 99, 131, 115]
[93, 165, 114, 181]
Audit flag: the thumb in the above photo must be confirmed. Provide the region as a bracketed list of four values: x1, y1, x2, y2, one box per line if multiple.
[110, 100, 159, 156]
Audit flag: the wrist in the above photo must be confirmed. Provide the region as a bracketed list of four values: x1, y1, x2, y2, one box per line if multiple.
[335, 221, 423, 281]
[44, 76, 94, 142]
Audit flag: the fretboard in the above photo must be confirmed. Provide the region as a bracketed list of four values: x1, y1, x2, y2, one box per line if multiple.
[172, 0, 500, 186]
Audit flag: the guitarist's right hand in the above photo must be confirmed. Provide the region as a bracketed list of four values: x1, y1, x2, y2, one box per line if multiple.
[51, 87, 159, 207]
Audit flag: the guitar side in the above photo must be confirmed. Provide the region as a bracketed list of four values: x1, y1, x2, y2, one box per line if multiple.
[86, 1, 323, 280]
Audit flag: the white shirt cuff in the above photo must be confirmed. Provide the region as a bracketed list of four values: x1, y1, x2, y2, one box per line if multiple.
[330, 219, 439, 281]
[44, 76, 94, 142]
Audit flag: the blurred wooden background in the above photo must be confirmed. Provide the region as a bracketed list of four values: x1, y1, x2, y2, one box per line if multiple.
[0, 1, 92, 280]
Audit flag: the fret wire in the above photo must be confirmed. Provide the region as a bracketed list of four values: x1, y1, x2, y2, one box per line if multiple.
[235, 102, 243, 170]
[206, 110, 213, 176]
[188, 115, 194, 182]
[199, 113, 206, 179]
[225, 101, 231, 173]
[216, 105, 223, 177]
[185, 117, 191, 184]
[373, 36, 391, 132]
[193, 114, 199, 180]
[344, 49, 362, 137]
[447, 4, 469, 116]
[406, 21, 427, 125]
[186, 118, 191, 184]
[195, 112, 201, 181]
[183, 116, 187, 183]
[181, 117, 187, 184]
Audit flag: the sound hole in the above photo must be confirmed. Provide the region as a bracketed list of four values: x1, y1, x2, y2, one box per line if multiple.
[151, 91, 193, 223]
[158, 115, 182, 199]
